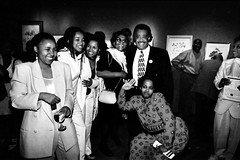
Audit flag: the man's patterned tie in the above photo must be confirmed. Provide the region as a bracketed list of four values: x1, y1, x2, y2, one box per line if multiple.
[137, 51, 145, 79]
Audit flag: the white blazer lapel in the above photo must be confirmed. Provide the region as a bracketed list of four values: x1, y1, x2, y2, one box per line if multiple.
[32, 61, 54, 122]
[52, 62, 64, 110]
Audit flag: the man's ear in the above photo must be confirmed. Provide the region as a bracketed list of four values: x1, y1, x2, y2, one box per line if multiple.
[34, 46, 38, 53]
[148, 37, 151, 42]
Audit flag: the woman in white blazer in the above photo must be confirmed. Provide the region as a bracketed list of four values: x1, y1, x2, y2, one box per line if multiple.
[208, 35, 240, 160]
[10, 32, 79, 160]
[78, 33, 104, 159]
[57, 26, 86, 160]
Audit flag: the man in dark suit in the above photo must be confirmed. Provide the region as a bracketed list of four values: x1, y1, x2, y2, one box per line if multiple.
[126, 24, 173, 103]
[124, 23, 173, 159]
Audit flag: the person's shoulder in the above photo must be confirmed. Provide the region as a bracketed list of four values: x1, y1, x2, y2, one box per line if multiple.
[15, 61, 33, 71]
[57, 49, 71, 57]
[223, 58, 234, 64]
[53, 60, 69, 68]
[150, 46, 168, 54]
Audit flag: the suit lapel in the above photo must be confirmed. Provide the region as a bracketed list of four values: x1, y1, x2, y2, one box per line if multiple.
[52, 61, 64, 110]
[32, 61, 54, 122]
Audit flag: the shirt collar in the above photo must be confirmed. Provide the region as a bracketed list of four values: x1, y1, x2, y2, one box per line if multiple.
[137, 45, 150, 54]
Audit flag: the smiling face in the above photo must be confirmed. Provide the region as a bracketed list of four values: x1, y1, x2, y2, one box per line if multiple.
[192, 39, 202, 53]
[134, 29, 149, 50]
[232, 40, 240, 58]
[86, 40, 99, 60]
[140, 79, 154, 99]
[73, 32, 85, 53]
[114, 34, 128, 52]
[35, 39, 57, 66]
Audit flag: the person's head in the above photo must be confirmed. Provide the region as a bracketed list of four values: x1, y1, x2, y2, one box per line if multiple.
[56, 37, 67, 52]
[232, 35, 240, 58]
[138, 75, 157, 99]
[110, 30, 129, 52]
[133, 24, 153, 50]
[32, 32, 57, 66]
[85, 33, 101, 61]
[94, 31, 108, 51]
[64, 26, 85, 55]
[121, 28, 132, 45]
[192, 39, 202, 53]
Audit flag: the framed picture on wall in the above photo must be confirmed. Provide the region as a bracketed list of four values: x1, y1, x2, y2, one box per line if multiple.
[166, 35, 193, 61]
[21, 21, 43, 52]
[53, 35, 63, 43]
[205, 42, 230, 60]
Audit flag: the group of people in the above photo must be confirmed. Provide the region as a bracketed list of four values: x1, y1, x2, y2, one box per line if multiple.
[1, 22, 240, 160]
[171, 35, 240, 160]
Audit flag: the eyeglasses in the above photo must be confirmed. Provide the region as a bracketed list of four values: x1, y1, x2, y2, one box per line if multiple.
[116, 38, 127, 44]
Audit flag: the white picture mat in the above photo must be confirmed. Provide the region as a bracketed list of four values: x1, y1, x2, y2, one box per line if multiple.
[166, 35, 193, 61]
[205, 42, 230, 60]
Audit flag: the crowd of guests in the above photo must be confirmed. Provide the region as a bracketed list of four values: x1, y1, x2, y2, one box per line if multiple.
[0, 23, 240, 160]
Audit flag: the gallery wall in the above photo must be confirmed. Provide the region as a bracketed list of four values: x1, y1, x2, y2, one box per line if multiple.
[1, 0, 240, 57]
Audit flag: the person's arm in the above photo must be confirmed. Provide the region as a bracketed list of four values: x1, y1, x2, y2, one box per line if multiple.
[117, 88, 135, 111]
[0, 64, 9, 82]
[156, 93, 175, 150]
[162, 51, 174, 104]
[214, 61, 230, 90]
[97, 70, 127, 79]
[10, 64, 41, 110]
[62, 64, 75, 118]
[171, 51, 187, 70]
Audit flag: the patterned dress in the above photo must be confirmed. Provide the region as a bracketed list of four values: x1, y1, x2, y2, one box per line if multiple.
[118, 89, 189, 160]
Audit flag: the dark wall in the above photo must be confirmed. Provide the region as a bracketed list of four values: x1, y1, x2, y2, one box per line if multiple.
[1, 1, 240, 56]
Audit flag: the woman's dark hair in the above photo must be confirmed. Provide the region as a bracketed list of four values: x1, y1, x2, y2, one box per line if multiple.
[110, 30, 129, 48]
[94, 31, 108, 51]
[63, 26, 85, 54]
[85, 32, 107, 57]
[138, 75, 157, 90]
[133, 24, 153, 42]
[32, 32, 56, 48]
[234, 35, 240, 44]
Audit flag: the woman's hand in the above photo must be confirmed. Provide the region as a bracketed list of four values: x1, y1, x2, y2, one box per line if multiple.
[39, 92, 61, 106]
[122, 79, 135, 90]
[219, 78, 231, 88]
[82, 78, 93, 87]
[59, 106, 72, 118]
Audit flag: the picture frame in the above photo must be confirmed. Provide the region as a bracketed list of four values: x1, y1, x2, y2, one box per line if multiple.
[205, 42, 230, 60]
[21, 21, 43, 52]
[166, 35, 193, 61]
[53, 35, 63, 43]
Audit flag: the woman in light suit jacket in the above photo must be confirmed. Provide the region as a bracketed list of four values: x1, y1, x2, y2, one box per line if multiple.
[208, 35, 240, 160]
[10, 32, 79, 160]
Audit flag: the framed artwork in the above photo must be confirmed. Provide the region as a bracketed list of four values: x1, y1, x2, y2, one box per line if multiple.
[205, 42, 230, 60]
[21, 21, 43, 52]
[166, 35, 193, 61]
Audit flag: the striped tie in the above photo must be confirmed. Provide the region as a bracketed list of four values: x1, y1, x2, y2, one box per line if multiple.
[137, 51, 145, 79]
